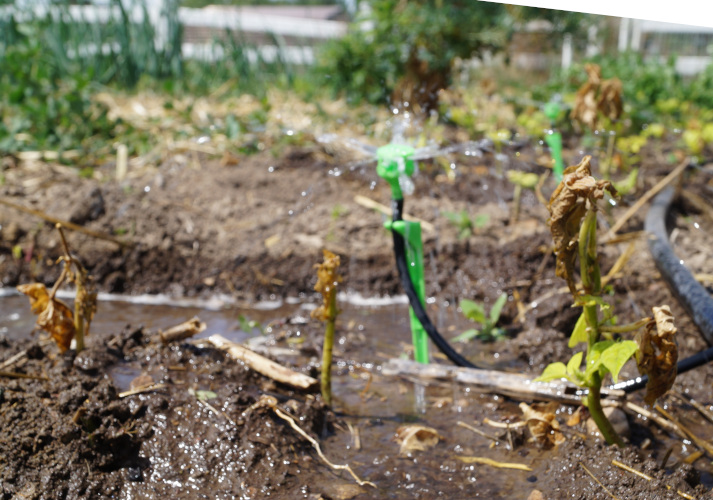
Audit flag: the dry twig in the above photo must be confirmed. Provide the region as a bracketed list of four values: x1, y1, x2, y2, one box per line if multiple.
[456, 456, 532, 471]
[603, 159, 689, 241]
[0, 198, 131, 247]
[118, 383, 167, 398]
[260, 396, 375, 488]
[457, 421, 500, 443]
[579, 462, 619, 500]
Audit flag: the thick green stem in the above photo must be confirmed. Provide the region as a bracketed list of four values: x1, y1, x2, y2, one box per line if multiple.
[579, 208, 624, 447]
[586, 373, 624, 447]
[321, 292, 337, 406]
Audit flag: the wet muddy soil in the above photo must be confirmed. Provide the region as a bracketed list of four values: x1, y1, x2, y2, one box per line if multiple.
[2, 132, 713, 498]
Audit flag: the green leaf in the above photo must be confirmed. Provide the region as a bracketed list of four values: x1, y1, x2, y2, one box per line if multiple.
[489, 293, 508, 324]
[452, 328, 480, 343]
[568, 312, 588, 348]
[189, 389, 218, 401]
[584, 340, 614, 379]
[460, 299, 486, 324]
[535, 362, 567, 382]
[599, 340, 639, 383]
[566, 351, 584, 374]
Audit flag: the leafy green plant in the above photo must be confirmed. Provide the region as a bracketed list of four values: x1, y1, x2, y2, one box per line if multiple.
[453, 293, 508, 343]
[536, 156, 678, 446]
[443, 210, 488, 240]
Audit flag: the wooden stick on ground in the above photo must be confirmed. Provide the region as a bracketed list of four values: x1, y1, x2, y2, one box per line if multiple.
[0, 198, 131, 247]
[381, 358, 625, 405]
[159, 317, 206, 344]
[207, 334, 318, 390]
[603, 159, 689, 241]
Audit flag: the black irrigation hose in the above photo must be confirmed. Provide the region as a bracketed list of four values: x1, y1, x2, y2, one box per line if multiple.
[611, 185, 713, 392]
[392, 183, 713, 394]
[391, 199, 482, 369]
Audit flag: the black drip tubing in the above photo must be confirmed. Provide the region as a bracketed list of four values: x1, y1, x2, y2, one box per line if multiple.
[391, 199, 481, 369]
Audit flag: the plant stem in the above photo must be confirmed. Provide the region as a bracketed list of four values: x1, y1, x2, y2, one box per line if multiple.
[586, 375, 624, 447]
[321, 291, 337, 406]
[579, 208, 624, 447]
[74, 301, 85, 353]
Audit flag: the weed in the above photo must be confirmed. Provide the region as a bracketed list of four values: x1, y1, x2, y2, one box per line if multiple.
[443, 210, 488, 240]
[453, 293, 508, 343]
[238, 314, 263, 335]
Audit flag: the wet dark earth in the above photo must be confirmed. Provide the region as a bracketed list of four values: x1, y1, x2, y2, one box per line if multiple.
[2, 136, 713, 498]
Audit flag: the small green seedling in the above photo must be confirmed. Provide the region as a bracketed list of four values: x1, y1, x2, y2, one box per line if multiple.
[453, 293, 508, 342]
[238, 315, 264, 335]
[536, 156, 678, 447]
[444, 210, 488, 240]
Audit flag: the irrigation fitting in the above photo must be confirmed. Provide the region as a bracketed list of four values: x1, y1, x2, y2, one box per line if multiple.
[377, 143, 480, 368]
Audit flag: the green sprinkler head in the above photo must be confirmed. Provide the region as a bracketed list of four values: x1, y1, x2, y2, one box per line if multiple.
[376, 143, 416, 200]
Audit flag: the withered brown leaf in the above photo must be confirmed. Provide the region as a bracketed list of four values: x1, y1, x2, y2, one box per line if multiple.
[71, 264, 97, 337]
[635, 305, 678, 405]
[311, 249, 342, 322]
[570, 63, 623, 130]
[519, 402, 566, 449]
[547, 156, 617, 295]
[17, 283, 76, 352]
[394, 424, 441, 455]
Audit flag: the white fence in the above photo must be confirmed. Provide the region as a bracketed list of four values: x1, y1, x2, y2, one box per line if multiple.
[619, 18, 713, 75]
[0, 1, 347, 65]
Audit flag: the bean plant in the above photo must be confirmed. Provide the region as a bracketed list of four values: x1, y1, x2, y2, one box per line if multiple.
[536, 156, 678, 446]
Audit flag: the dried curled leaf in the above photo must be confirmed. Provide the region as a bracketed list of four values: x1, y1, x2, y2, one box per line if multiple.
[519, 402, 566, 449]
[635, 305, 678, 405]
[17, 283, 76, 352]
[547, 156, 616, 294]
[570, 63, 623, 130]
[394, 425, 441, 455]
[70, 263, 97, 337]
[310, 249, 342, 322]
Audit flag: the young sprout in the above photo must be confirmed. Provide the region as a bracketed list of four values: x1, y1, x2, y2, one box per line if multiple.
[453, 293, 508, 343]
[537, 156, 677, 446]
[311, 249, 342, 406]
[443, 210, 488, 240]
[506, 171, 539, 225]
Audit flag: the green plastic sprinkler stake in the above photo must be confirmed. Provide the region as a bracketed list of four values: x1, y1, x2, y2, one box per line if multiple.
[385, 219, 429, 364]
[376, 143, 429, 364]
[543, 101, 565, 182]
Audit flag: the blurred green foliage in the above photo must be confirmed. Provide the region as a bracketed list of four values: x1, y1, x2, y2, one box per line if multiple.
[533, 52, 713, 132]
[316, 1, 587, 110]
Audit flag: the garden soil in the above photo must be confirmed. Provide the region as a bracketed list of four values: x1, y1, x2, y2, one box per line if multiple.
[2, 139, 713, 499]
